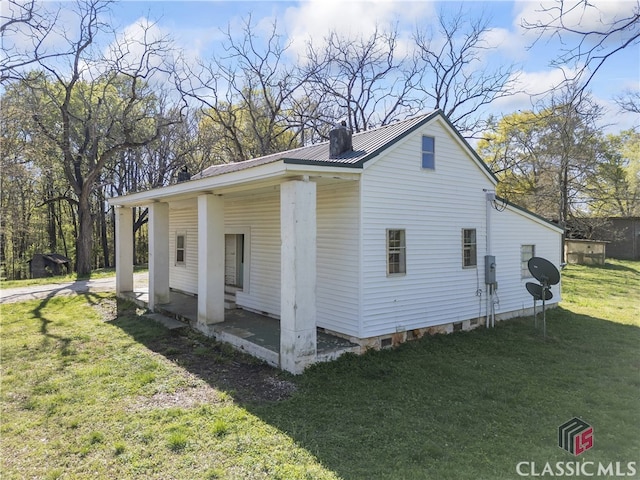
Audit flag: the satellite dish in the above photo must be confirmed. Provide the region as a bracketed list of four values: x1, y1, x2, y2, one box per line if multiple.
[528, 257, 560, 286]
[526, 282, 553, 301]
[525, 257, 560, 339]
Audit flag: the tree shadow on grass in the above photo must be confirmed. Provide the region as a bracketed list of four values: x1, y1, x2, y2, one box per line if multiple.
[578, 261, 639, 274]
[109, 299, 640, 480]
[32, 288, 73, 355]
[15, 288, 116, 357]
[110, 297, 296, 404]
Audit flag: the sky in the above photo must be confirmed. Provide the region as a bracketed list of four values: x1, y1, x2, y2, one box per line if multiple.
[8, 0, 640, 133]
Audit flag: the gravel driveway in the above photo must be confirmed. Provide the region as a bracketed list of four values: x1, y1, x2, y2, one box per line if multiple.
[0, 273, 148, 304]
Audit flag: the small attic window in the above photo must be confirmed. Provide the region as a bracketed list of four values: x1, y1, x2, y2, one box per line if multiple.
[422, 136, 435, 169]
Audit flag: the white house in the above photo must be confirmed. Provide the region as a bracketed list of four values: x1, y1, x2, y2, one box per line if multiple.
[109, 110, 564, 374]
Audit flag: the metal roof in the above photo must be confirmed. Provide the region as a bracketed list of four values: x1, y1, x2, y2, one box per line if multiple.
[193, 111, 440, 179]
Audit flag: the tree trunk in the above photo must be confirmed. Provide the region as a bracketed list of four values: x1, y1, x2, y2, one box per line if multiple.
[47, 200, 57, 252]
[55, 201, 69, 258]
[76, 193, 93, 275]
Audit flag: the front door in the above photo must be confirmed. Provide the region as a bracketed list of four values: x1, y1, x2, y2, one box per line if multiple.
[225, 234, 244, 289]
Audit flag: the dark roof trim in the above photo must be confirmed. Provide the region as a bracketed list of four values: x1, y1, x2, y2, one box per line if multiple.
[496, 195, 565, 232]
[354, 109, 441, 167]
[436, 113, 499, 183]
[281, 157, 361, 168]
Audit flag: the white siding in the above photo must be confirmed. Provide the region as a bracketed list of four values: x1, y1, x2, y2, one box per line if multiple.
[360, 118, 496, 337]
[225, 191, 281, 316]
[166, 182, 361, 337]
[491, 206, 562, 317]
[169, 201, 199, 294]
[316, 181, 360, 336]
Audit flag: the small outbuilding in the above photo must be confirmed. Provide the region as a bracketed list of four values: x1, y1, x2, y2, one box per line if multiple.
[28, 253, 72, 278]
[564, 239, 607, 265]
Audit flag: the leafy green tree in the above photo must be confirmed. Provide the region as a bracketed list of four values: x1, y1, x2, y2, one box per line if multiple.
[586, 131, 640, 217]
[10, 0, 181, 275]
[478, 87, 603, 229]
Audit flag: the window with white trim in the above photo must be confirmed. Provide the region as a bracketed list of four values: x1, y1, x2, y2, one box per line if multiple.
[462, 229, 477, 267]
[387, 229, 406, 275]
[422, 135, 435, 169]
[521, 245, 535, 277]
[176, 233, 186, 265]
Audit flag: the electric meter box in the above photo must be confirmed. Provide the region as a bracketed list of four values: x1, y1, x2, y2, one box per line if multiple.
[485, 255, 497, 285]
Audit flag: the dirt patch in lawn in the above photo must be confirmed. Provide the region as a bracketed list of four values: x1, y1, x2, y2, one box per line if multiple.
[99, 298, 297, 406]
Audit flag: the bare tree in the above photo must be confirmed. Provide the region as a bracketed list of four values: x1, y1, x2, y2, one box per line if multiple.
[615, 89, 640, 115]
[303, 25, 421, 133]
[1, 0, 63, 82]
[179, 16, 312, 163]
[414, 8, 520, 137]
[19, 0, 182, 275]
[522, 0, 640, 101]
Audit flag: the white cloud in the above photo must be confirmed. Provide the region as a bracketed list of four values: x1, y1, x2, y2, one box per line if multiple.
[480, 27, 529, 62]
[491, 67, 576, 112]
[282, 0, 435, 59]
[515, 0, 638, 35]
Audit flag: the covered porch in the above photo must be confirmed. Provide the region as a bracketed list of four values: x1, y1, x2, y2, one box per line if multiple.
[110, 166, 361, 374]
[121, 287, 360, 368]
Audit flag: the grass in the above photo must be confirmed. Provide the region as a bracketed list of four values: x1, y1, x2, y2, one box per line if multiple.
[1, 261, 639, 479]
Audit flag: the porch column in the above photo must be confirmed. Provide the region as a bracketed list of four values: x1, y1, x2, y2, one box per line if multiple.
[114, 206, 134, 295]
[197, 194, 225, 327]
[280, 179, 317, 374]
[148, 201, 170, 309]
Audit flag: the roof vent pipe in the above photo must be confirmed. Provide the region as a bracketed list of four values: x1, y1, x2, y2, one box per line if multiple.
[329, 121, 353, 159]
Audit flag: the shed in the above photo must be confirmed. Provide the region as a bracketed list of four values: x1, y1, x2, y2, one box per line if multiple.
[564, 239, 607, 265]
[28, 253, 72, 278]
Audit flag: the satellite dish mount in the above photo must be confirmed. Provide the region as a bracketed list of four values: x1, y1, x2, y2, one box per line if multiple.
[525, 257, 560, 338]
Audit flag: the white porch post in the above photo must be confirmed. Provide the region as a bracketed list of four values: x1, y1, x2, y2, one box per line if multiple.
[280, 179, 317, 374]
[148, 202, 170, 309]
[114, 206, 134, 295]
[197, 194, 225, 328]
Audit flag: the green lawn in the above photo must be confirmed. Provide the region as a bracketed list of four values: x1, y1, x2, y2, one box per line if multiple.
[1, 261, 639, 479]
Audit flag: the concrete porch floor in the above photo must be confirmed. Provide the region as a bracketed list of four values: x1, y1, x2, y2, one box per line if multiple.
[121, 289, 360, 368]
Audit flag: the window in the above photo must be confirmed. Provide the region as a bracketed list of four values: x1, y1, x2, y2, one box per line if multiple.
[462, 229, 477, 267]
[387, 229, 406, 275]
[176, 233, 186, 265]
[422, 136, 435, 169]
[521, 245, 535, 277]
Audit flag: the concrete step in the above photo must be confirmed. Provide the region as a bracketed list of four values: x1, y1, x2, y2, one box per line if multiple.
[144, 312, 187, 330]
[225, 285, 242, 295]
[224, 292, 237, 310]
